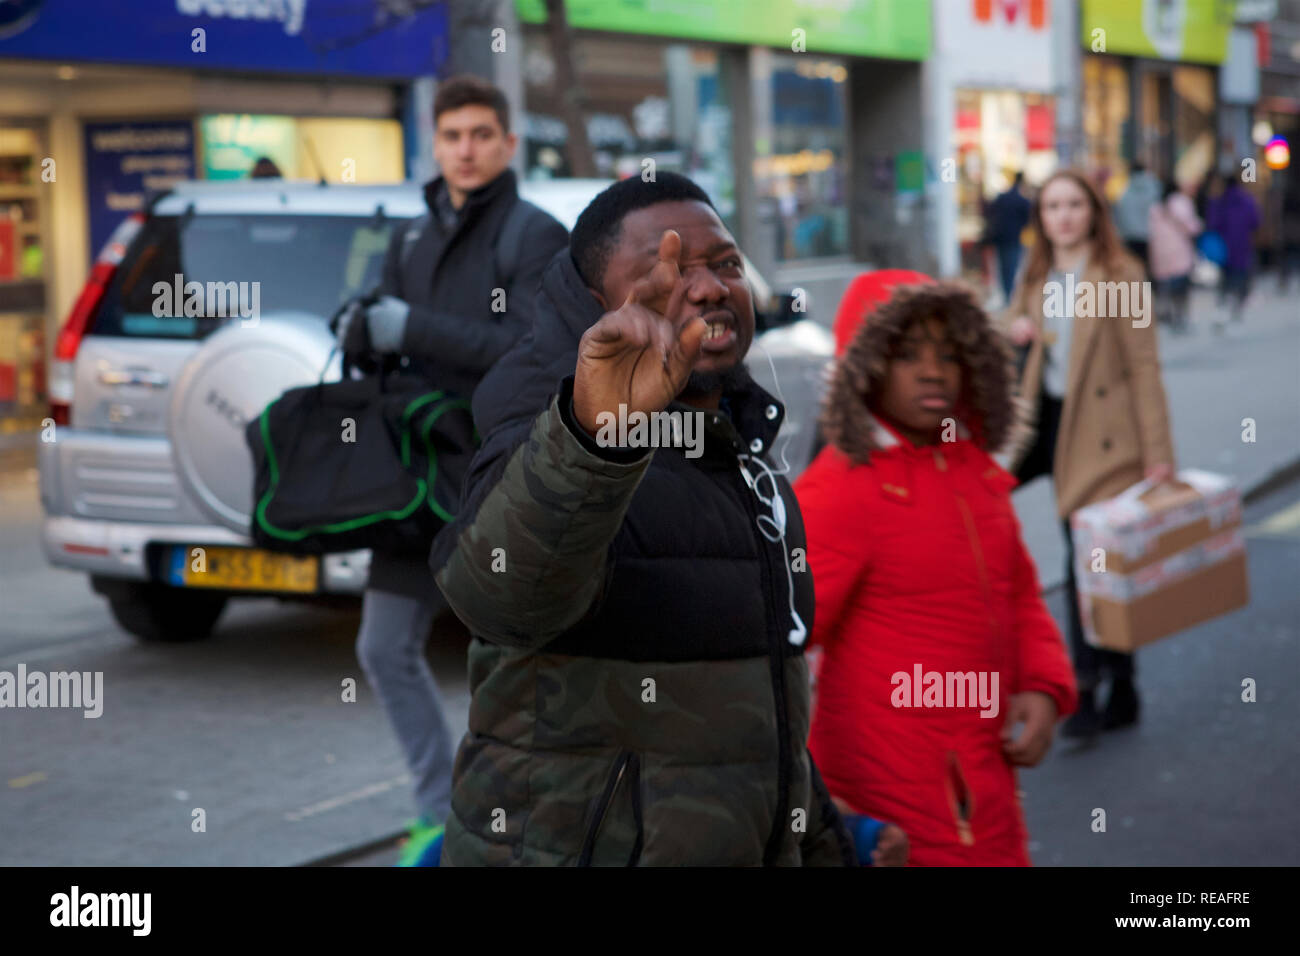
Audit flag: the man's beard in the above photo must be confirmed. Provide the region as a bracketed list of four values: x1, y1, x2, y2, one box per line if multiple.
[679, 361, 752, 400]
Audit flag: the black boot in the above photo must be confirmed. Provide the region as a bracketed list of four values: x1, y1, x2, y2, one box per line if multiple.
[1061, 689, 1101, 739]
[1102, 678, 1140, 730]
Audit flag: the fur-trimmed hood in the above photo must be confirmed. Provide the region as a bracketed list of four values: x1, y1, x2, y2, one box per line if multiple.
[820, 279, 1016, 465]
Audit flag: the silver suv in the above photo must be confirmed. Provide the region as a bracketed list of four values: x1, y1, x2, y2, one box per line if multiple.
[40, 179, 832, 642]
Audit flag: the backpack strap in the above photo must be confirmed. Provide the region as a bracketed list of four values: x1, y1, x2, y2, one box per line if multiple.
[397, 211, 433, 298]
[493, 198, 532, 288]
[400, 197, 530, 294]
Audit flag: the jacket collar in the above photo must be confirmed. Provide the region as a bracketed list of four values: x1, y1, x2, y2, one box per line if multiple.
[674, 370, 786, 464]
[422, 167, 518, 219]
[856, 413, 977, 505]
[869, 412, 971, 457]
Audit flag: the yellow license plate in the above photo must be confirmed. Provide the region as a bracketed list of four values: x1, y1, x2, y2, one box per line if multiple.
[178, 546, 319, 593]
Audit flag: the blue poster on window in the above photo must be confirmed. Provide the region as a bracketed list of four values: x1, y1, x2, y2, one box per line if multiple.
[83, 120, 196, 263]
[0, 1, 448, 78]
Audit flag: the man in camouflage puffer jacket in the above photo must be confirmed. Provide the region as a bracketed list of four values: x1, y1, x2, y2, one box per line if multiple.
[430, 173, 855, 866]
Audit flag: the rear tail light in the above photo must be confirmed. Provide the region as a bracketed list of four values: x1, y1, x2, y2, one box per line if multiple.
[49, 213, 145, 425]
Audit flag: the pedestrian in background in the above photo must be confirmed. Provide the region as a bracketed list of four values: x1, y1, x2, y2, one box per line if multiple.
[248, 156, 282, 179]
[1206, 173, 1261, 325]
[797, 275, 1076, 865]
[1148, 180, 1201, 333]
[1114, 162, 1160, 269]
[344, 75, 568, 865]
[982, 171, 1032, 303]
[1003, 169, 1176, 740]
[804, 267, 933, 466]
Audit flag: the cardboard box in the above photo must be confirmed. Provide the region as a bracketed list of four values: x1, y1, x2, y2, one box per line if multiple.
[1071, 471, 1250, 652]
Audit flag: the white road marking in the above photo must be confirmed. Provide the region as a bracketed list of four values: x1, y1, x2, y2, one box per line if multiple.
[284, 774, 411, 822]
[1247, 499, 1300, 538]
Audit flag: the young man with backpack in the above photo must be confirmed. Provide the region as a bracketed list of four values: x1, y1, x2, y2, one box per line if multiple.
[342, 75, 568, 865]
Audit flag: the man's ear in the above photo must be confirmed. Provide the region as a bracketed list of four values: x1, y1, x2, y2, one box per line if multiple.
[588, 288, 609, 310]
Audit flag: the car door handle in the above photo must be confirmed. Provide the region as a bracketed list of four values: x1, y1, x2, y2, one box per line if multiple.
[98, 367, 170, 388]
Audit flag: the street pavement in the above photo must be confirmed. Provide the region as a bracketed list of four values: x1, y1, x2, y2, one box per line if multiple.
[0, 279, 1295, 866]
[0, 463, 468, 865]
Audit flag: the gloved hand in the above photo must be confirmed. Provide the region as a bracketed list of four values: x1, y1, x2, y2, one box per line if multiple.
[364, 295, 411, 354]
[334, 297, 370, 357]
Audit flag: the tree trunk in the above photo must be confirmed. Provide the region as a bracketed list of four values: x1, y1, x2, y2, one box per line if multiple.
[543, 0, 598, 177]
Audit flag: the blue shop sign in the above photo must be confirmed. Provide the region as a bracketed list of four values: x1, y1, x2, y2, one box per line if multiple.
[0, 0, 448, 78]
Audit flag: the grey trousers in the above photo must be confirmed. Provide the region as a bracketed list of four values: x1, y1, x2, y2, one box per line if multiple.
[355, 587, 455, 824]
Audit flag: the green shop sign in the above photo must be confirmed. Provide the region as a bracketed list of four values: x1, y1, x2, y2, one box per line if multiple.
[515, 0, 930, 60]
[1081, 0, 1235, 65]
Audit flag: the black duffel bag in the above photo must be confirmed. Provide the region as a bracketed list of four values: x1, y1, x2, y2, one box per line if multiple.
[244, 371, 475, 555]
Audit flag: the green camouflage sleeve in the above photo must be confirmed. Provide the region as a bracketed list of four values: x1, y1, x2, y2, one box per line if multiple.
[434, 390, 653, 649]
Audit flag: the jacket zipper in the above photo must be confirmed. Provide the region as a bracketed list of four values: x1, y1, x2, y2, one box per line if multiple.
[577, 749, 634, 866]
[935, 448, 997, 849]
[944, 750, 976, 846]
[934, 449, 1001, 639]
[735, 459, 793, 867]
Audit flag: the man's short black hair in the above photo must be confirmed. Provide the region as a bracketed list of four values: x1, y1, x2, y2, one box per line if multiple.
[570, 172, 716, 290]
[434, 74, 510, 134]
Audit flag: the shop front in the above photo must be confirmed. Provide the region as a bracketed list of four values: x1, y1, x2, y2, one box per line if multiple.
[926, 0, 1061, 282]
[514, 0, 930, 307]
[1248, 2, 1297, 270]
[1080, 0, 1234, 200]
[0, 119, 48, 436]
[0, 0, 446, 439]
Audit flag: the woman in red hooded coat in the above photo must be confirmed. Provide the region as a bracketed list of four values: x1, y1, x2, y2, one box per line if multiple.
[796, 274, 1077, 866]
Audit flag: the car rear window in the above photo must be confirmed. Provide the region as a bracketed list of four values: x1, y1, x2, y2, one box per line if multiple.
[92, 213, 396, 339]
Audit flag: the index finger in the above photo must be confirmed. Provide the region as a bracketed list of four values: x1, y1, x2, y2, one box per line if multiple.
[656, 228, 682, 269]
[626, 229, 684, 310]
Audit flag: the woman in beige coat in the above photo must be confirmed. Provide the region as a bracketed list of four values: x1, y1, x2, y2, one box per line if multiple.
[1003, 168, 1175, 739]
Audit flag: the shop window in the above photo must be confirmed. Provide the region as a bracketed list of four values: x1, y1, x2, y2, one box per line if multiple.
[0, 122, 49, 435]
[1082, 55, 1132, 200]
[1130, 63, 1216, 194]
[757, 54, 849, 261]
[953, 89, 1057, 277]
[199, 115, 404, 183]
[521, 31, 736, 228]
[1171, 66, 1216, 190]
